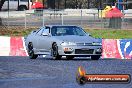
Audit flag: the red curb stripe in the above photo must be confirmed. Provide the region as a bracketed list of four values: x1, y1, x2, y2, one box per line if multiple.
[9, 37, 27, 56]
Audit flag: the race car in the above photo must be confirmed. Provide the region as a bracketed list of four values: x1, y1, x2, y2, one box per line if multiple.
[25, 25, 102, 60]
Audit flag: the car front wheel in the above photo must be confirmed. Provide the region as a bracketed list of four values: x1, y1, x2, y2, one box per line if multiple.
[91, 55, 100, 60]
[52, 43, 62, 60]
[28, 43, 38, 59]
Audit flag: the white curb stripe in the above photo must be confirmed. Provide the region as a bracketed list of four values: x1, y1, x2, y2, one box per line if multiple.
[0, 36, 10, 56]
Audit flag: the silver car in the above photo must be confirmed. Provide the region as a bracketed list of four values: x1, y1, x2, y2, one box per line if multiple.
[25, 25, 102, 60]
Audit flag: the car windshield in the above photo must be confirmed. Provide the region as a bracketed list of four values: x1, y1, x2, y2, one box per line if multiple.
[51, 26, 86, 36]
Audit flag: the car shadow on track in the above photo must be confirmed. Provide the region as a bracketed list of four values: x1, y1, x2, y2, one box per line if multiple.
[27, 55, 125, 61]
[37, 57, 98, 61]
[36, 56, 125, 61]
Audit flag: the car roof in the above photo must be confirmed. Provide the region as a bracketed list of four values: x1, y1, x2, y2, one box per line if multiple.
[45, 25, 80, 28]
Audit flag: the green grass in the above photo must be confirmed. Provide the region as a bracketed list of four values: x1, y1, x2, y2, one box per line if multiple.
[85, 29, 132, 39]
[0, 27, 36, 36]
[0, 27, 132, 39]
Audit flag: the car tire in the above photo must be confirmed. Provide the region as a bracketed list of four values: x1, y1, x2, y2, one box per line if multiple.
[18, 5, 27, 11]
[28, 43, 38, 59]
[52, 43, 62, 60]
[66, 56, 74, 60]
[91, 55, 100, 60]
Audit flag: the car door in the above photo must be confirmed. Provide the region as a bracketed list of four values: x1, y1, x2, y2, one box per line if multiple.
[37, 27, 51, 54]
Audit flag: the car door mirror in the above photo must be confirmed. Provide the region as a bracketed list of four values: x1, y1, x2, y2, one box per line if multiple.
[87, 33, 92, 36]
[33, 30, 36, 33]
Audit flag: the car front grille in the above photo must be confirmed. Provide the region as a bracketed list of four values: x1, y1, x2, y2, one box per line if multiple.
[75, 49, 94, 54]
[76, 43, 93, 46]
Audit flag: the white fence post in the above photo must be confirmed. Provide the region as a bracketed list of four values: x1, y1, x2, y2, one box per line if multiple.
[43, 10, 45, 27]
[7, 10, 9, 29]
[101, 10, 103, 29]
[81, 9, 82, 26]
[25, 10, 26, 29]
[62, 11, 64, 25]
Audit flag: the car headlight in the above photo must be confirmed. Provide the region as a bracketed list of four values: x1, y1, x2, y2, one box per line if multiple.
[92, 42, 102, 46]
[61, 42, 67, 46]
[61, 42, 76, 46]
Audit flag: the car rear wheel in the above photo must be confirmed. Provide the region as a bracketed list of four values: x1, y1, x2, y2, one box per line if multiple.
[28, 43, 38, 59]
[66, 56, 74, 60]
[52, 43, 62, 60]
[91, 55, 100, 60]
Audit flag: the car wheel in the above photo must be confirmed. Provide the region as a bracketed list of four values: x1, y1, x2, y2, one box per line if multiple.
[66, 56, 74, 60]
[52, 43, 62, 60]
[28, 43, 38, 59]
[91, 55, 100, 60]
[18, 5, 27, 11]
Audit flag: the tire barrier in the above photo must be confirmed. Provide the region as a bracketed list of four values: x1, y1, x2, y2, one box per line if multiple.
[0, 36, 132, 59]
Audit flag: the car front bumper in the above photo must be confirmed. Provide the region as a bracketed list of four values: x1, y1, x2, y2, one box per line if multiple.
[58, 45, 102, 56]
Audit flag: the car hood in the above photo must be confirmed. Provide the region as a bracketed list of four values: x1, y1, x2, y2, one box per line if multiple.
[53, 35, 101, 43]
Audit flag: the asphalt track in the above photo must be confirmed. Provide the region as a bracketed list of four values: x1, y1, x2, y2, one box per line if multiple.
[0, 56, 132, 88]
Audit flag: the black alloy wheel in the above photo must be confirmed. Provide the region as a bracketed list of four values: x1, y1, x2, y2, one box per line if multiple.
[52, 43, 62, 60]
[28, 43, 38, 59]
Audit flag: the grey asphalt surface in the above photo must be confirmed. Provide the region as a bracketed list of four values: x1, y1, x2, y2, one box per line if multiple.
[0, 56, 132, 88]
